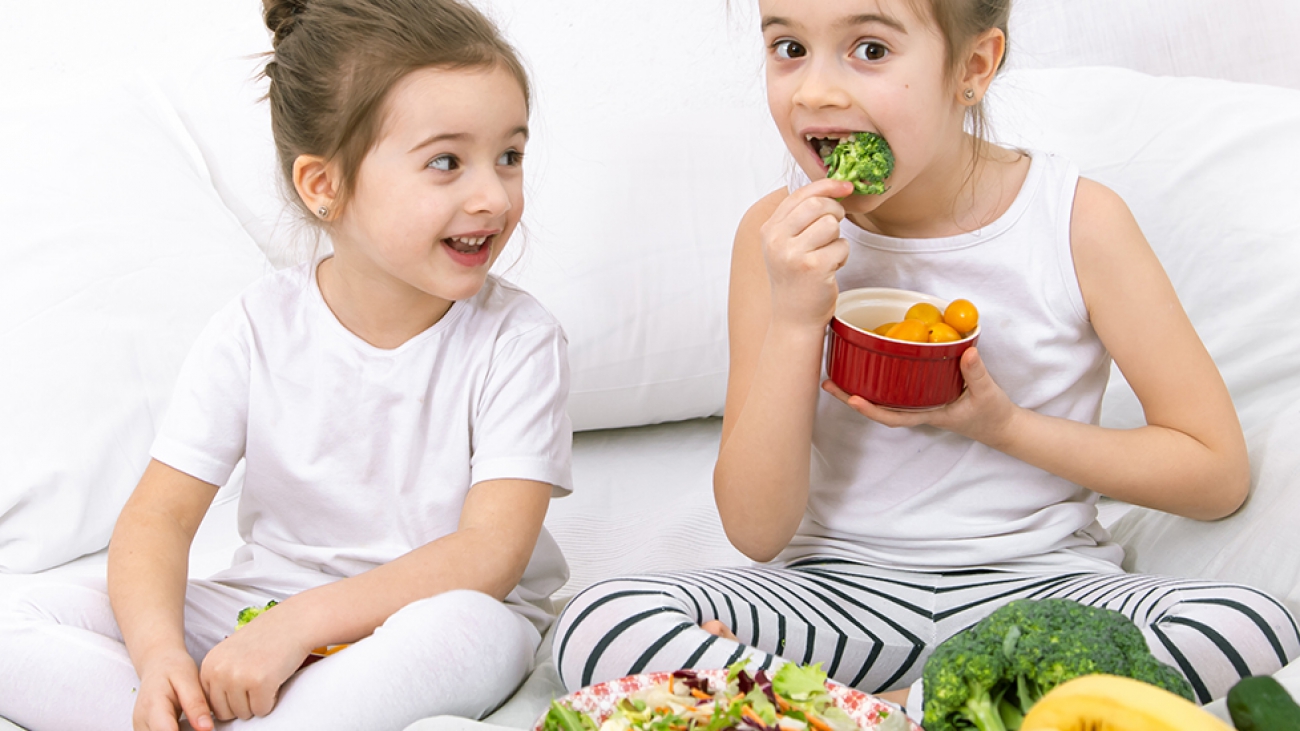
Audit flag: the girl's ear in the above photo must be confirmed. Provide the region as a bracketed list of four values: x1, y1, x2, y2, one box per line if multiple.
[957, 27, 1006, 105]
[292, 154, 341, 221]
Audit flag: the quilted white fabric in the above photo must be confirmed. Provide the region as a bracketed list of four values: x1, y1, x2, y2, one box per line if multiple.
[1010, 0, 1300, 90]
[990, 66, 1300, 616]
[0, 81, 268, 573]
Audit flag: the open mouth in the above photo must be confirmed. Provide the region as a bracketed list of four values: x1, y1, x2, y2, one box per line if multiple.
[443, 234, 491, 255]
[806, 133, 856, 165]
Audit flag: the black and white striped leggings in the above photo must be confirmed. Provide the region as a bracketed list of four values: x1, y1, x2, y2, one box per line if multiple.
[552, 559, 1300, 703]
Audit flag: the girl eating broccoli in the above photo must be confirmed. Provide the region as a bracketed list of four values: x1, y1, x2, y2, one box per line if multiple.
[552, 0, 1299, 716]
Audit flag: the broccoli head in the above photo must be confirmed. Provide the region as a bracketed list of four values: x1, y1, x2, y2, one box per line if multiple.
[921, 598, 1194, 731]
[235, 599, 278, 630]
[822, 132, 894, 195]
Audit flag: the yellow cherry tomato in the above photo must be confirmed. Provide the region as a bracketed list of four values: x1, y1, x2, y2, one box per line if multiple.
[927, 322, 962, 343]
[904, 302, 943, 326]
[884, 319, 931, 343]
[943, 299, 979, 334]
[874, 322, 898, 336]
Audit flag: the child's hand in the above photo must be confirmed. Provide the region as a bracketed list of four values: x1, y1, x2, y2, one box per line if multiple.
[133, 650, 214, 731]
[822, 347, 1019, 446]
[198, 607, 313, 722]
[761, 178, 855, 331]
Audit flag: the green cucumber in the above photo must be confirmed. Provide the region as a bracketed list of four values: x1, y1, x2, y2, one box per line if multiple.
[1227, 675, 1300, 730]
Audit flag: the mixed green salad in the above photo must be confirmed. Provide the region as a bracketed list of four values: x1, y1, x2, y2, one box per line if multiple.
[542, 661, 906, 731]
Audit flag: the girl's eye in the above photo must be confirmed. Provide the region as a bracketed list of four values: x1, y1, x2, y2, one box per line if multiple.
[853, 41, 889, 62]
[427, 154, 459, 172]
[498, 149, 524, 167]
[772, 39, 807, 60]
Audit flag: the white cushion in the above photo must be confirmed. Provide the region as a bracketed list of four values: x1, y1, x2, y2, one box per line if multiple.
[1110, 402, 1300, 618]
[545, 418, 746, 606]
[0, 79, 268, 573]
[989, 67, 1300, 435]
[152, 1, 790, 433]
[1009, 0, 1300, 90]
[990, 67, 1300, 612]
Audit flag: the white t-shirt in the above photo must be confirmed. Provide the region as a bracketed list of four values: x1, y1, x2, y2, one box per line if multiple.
[779, 151, 1126, 574]
[151, 259, 573, 631]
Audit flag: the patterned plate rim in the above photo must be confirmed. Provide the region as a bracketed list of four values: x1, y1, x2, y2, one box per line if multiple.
[532, 669, 920, 731]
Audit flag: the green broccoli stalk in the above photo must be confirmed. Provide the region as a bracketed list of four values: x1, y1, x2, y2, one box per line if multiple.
[822, 132, 894, 195]
[921, 598, 1195, 731]
[234, 599, 278, 630]
[922, 625, 1016, 731]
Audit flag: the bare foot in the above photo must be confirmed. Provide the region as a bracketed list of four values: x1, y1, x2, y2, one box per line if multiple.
[700, 620, 738, 641]
[875, 687, 910, 707]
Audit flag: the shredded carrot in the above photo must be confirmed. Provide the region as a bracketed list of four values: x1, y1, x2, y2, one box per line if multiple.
[690, 688, 712, 702]
[742, 707, 769, 727]
[806, 714, 832, 731]
[775, 695, 791, 713]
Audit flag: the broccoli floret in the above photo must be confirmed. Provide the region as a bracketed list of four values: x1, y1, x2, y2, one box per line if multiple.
[923, 633, 1014, 731]
[822, 132, 894, 195]
[922, 598, 1195, 731]
[234, 599, 278, 630]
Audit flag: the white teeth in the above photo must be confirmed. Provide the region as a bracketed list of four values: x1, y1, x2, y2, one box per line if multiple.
[450, 236, 487, 246]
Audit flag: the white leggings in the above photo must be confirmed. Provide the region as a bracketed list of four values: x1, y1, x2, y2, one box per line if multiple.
[0, 574, 539, 731]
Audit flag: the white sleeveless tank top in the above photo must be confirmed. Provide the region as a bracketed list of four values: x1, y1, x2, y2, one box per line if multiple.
[776, 151, 1125, 574]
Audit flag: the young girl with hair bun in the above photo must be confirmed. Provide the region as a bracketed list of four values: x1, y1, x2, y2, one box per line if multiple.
[0, 1, 571, 728]
[554, 0, 1299, 716]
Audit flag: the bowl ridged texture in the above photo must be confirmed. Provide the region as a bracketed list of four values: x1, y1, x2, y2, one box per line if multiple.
[827, 318, 977, 409]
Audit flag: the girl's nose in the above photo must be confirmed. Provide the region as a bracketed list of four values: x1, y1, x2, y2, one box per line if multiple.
[791, 60, 853, 110]
[466, 171, 513, 216]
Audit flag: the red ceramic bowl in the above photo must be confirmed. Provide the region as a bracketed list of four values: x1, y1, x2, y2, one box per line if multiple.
[827, 287, 980, 410]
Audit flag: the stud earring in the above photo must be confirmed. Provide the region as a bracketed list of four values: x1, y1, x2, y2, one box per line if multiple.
[317, 205, 329, 218]
[964, 88, 976, 101]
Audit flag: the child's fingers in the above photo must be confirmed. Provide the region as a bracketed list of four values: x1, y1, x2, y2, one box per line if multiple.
[767, 198, 846, 252]
[767, 180, 851, 235]
[174, 679, 214, 731]
[773, 177, 854, 220]
[250, 684, 279, 718]
[788, 214, 847, 257]
[802, 236, 850, 274]
[205, 685, 236, 723]
[140, 701, 180, 731]
[959, 347, 987, 386]
[822, 380, 937, 428]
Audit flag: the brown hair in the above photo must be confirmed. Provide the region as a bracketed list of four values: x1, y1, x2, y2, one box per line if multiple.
[261, 0, 531, 220]
[910, 0, 1012, 145]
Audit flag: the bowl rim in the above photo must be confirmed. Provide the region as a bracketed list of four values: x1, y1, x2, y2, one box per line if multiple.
[832, 287, 980, 348]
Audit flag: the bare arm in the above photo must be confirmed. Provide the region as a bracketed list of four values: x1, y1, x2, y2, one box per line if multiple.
[830, 179, 1249, 520]
[251, 477, 552, 647]
[714, 179, 854, 562]
[108, 459, 220, 731]
[199, 477, 553, 719]
[999, 179, 1248, 518]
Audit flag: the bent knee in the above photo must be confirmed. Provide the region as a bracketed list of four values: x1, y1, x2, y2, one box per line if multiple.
[0, 576, 115, 631]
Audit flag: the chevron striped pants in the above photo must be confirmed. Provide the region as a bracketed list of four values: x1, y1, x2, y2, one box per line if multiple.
[553, 559, 1300, 704]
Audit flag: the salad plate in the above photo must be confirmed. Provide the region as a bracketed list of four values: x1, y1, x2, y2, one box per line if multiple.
[534, 664, 918, 731]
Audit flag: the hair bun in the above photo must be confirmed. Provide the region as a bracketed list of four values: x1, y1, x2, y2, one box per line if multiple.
[264, 0, 309, 45]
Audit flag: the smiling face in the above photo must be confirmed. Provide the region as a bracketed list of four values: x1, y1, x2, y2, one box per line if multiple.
[331, 63, 528, 305]
[760, 0, 969, 218]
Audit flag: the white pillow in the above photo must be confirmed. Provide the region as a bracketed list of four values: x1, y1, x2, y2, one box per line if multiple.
[158, 0, 790, 432]
[989, 67, 1300, 435]
[1009, 0, 1300, 90]
[1109, 402, 1300, 618]
[0, 79, 268, 573]
[989, 68, 1300, 611]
